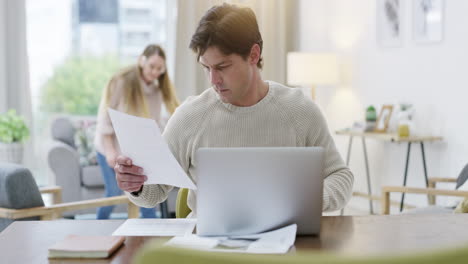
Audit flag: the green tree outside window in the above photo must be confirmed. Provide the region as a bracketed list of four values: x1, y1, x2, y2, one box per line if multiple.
[41, 55, 124, 115]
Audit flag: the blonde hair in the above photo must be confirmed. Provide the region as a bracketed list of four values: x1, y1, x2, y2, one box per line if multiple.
[102, 44, 180, 118]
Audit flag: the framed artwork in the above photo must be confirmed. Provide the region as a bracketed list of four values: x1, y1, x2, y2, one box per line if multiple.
[377, 0, 403, 47]
[413, 0, 444, 43]
[375, 105, 394, 133]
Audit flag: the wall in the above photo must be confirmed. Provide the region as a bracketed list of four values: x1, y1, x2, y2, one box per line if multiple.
[298, 0, 468, 212]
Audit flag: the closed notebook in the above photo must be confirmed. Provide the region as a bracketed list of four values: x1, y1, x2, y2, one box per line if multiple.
[48, 235, 125, 259]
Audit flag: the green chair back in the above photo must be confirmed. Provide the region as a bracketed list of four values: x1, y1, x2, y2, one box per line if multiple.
[134, 242, 468, 264]
[176, 188, 191, 218]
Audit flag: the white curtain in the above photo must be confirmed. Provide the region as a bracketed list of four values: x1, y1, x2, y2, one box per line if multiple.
[173, 0, 297, 100]
[173, 0, 219, 100]
[0, 0, 34, 166]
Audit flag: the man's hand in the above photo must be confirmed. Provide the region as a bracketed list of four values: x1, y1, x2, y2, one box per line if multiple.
[115, 155, 148, 193]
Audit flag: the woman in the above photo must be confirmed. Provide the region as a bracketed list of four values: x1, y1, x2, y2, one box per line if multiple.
[94, 44, 180, 219]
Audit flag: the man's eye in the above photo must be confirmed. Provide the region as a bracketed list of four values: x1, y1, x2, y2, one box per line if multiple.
[218, 65, 230, 71]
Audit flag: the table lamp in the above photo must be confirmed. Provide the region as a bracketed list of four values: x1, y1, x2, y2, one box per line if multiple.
[287, 52, 339, 101]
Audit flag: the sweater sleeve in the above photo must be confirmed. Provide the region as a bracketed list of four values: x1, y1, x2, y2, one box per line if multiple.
[303, 101, 354, 212]
[126, 184, 173, 208]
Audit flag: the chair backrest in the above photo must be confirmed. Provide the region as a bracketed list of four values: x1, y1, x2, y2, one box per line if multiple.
[0, 163, 44, 232]
[51, 117, 76, 148]
[456, 163, 468, 189]
[176, 188, 191, 218]
[134, 242, 468, 264]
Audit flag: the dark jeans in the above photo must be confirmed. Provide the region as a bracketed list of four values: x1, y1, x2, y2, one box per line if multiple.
[96, 152, 156, 219]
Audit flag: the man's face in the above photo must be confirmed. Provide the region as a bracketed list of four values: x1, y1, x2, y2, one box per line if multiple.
[199, 46, 255, 106]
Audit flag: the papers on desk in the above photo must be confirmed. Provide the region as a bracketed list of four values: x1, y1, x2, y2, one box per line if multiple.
[112, 219, 197, 237]
[108, 108, 196, 189]
[165, 224, 297, 254]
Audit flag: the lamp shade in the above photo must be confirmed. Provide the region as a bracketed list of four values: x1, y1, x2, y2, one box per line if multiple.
[287, 52, 339, 86]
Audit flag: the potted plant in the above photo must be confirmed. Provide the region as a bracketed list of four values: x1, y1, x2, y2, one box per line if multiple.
[365, 105, 377, 131]
[0, 109, 30, 163]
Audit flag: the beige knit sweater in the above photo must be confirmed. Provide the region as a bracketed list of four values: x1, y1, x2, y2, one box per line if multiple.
[127, 81, 354, 215]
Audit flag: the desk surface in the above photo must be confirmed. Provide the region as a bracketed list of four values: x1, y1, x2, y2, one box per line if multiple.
[335, 130, 443, 143]
[1, 214, 468, 263]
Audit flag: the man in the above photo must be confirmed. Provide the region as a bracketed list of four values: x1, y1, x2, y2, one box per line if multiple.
[115, 3, 353, 216]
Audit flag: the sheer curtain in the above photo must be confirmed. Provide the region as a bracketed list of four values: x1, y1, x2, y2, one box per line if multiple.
[173, 0, 297, 100]
[0, 0, 34, 167]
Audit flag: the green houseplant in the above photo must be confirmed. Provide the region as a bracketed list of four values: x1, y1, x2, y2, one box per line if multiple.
[365, 105, 377, 131]
[0, 109, 30, 163]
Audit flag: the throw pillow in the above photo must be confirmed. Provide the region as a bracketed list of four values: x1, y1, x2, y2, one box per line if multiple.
[74, 120, 98, 167]
[454, 197, 468, 213]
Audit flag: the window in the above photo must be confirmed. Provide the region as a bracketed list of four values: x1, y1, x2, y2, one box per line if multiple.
[26, 0, 174, 184]
[78, 0, 119, 23]
[123, 8, 152, 24]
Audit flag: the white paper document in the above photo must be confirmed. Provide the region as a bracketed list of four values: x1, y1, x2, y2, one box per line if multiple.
[108, 108, 196, 189]
[165, 224, 297, 254]
[112, 219, 197, 237]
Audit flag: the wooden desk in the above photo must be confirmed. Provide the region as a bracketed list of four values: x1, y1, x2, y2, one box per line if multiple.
[2, 215, 468, 263]
[336, 130, 443, 213]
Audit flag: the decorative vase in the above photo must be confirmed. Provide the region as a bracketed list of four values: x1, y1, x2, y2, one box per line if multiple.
[397, 105, 414, 138]
[0, 142, 24, 164]
[398, 123, 410, 138]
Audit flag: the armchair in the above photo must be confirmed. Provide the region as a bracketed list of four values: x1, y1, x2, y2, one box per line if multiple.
[0, 162, 138, 232]
[382, 164, 468, 214]
[48, 117, 110, 216]
[48, 117, 177, 218]
[176, 188, 191, 218]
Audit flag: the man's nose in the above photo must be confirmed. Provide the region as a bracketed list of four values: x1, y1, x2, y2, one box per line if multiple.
[210, 70, 222, 85]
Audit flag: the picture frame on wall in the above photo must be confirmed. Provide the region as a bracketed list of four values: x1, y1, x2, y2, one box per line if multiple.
[377, 0, 403, 47]
[413, 0, 444, 43]
[375, 105, 394, 133]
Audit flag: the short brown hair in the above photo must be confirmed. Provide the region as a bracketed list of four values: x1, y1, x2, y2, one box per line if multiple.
[189, 3, 263, 69]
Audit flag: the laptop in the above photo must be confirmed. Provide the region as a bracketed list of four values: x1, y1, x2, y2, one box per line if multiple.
[195, 147, 324, 236]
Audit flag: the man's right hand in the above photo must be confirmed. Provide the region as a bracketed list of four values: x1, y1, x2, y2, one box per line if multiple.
[115, 155, 148, 193]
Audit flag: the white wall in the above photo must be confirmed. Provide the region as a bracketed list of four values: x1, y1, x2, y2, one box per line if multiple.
[298, 0, 468, 211]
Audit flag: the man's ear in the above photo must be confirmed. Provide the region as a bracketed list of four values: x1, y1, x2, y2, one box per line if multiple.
[249, 44, 261, 66]
[138, 56, 147, 68]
